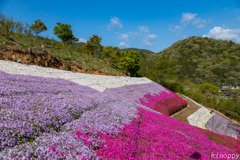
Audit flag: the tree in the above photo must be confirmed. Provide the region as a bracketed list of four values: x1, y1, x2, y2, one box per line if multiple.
[199, 83, 220, 106]
[102, 46, 120, 66]
[15, 21, 23, 34]
[43, 34, 50, 46]
[8, 16, 15, 35]
[53, 22, 79, 45]
[83, 34, 102, 57]
[1, 16, 15, 37]
[15, 21, 24, 40]
[30, 19, 47, 36]
[0, 11, 5, 36]
[24, 22, 33, 43]
[50, 36, 56, 47]
[151, 58, 178, 83]
[75, 44, 82, 53]
[120, 49, 141, 76]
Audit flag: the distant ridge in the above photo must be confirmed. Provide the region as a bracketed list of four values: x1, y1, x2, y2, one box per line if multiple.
[71, 42, 85, 48]
[120, 48, 154, 54]
[71, 43, 155, 54]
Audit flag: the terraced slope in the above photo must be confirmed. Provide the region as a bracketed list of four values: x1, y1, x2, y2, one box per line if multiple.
[184, 95, 240, 140]
[0, 60, 150, 92]
[170, 94, 201, 124]
[0, 60, 239, 159]
[206, 114, 240, 139]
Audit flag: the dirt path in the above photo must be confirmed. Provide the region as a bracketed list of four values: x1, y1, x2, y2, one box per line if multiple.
[170, 94, 201, 124]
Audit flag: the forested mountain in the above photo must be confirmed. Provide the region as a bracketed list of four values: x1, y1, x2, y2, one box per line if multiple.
[139, 36, 240, 86]
[120, 48, 154, 54]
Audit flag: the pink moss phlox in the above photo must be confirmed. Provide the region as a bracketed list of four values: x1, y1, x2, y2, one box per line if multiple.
[96, 108, 237, 159]
[138, 89, 187, 115]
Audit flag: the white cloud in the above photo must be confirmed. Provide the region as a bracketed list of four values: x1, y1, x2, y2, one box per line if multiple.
[146, 34, 157, 41]
[117, 34, 128, 40]
[138, 26, 149, 33]
[168, 25, 182, 31]
[183, 35, 186, 39]
[128, 31, 139, 38]
[174, 25, 182, 29]
[143, 39, 154, 46]
[203, 27, 240, 43]
[118, 42, 130, 47]
[181, 12, 198, 26]
[192, 18, 207, 25]
[180, 12, 207, 28]
[142, 34, 157, 47]
[196, 24, 206, 28]
[107, 17, 122, 30]
[78, 38, 87, 43]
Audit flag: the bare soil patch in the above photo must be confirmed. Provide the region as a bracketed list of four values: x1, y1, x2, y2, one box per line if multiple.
[170, 94, 201, 124]
[0, 44, 125, 76]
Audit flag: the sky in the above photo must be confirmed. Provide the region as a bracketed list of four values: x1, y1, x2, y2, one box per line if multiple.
[1, 0, 240, 52]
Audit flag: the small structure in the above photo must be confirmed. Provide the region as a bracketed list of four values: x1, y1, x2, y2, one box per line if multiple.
[220, 86, 230, 96]
[220, 85, 240, 96]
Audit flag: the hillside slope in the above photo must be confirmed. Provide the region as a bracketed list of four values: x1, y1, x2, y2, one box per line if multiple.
[120, 48, 154, 54]
[0, 35, 125, 76]
[159, 36, 240, 85]
[0, 60, 239, 159]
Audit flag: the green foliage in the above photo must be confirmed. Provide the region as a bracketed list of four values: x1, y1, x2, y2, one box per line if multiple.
[0, 14, 15, 37]
[3, 41, 14, 45]
[120, 48, 154, 54]
[102, 46, 120, 66]
[186, 89, 204, 104]
[185, 82, 240, 122]
[53, 22, 79, 44]
[212, 67, 228, 78]
[151, 58, 178, 83]
[30, 19, 47, 36]
[199, 83, 220, 95]
[24, 22, 33, 42]
[0, 11, 5, 35]
[161, 81, 185, 93]
[120, 49, 141, 76]
[15, 21, 24, 39]
[74, 44, 82, 53]
[0, 12, 125, 77]
[184, 83, 220, 107]
[198, 83, 220, 106]
[15, 21, 24, 34]
[83, 34, 103, 56]
[154, 36, 240, 85]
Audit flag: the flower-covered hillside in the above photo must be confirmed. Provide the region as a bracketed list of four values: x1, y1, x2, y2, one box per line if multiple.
[0, 70, 239, 159]
[0, 71, 139, 159]
[97, 108, 239, 159]
[105, 82, 187, 116]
